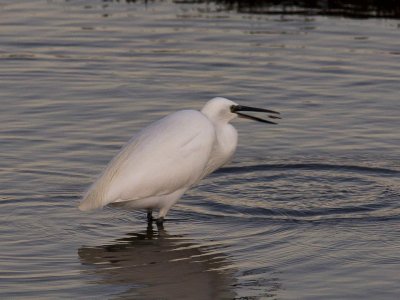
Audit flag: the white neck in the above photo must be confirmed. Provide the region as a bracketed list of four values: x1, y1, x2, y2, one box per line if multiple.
[204, 123, 238, 176]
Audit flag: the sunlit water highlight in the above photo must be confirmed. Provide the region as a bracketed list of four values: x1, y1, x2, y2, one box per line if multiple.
[0, 0, 399, 299]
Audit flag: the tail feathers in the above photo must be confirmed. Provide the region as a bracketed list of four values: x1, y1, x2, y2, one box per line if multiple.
[78, 188, 106, 211]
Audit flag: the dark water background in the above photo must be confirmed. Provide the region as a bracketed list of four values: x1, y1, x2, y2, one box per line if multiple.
[1, 0, 399, 299]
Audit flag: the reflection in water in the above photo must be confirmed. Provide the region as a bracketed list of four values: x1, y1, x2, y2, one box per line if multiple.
[212, 0, 400, 18]
[118, 0, 400, 19]
[78, 224, 236, 299]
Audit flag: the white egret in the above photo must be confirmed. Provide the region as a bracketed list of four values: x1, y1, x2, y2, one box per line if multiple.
[79, 97, 280, 227]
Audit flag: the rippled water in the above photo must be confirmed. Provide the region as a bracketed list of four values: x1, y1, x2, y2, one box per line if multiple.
[1, 1, 399, 299]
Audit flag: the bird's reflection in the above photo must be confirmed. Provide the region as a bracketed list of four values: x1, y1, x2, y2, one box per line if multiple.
[78, 224, 236, 299]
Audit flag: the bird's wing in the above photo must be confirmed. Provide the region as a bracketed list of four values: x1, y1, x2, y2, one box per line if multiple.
[79, 110, 215, 211]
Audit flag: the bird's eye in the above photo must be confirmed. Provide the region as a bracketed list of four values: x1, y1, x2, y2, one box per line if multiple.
[230, 105, 237, 113]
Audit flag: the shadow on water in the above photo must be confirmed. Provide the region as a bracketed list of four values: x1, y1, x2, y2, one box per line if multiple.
[78, 224, 236, 300]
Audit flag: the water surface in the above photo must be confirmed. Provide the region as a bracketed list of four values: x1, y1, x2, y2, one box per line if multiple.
[1, 0, 399, 299]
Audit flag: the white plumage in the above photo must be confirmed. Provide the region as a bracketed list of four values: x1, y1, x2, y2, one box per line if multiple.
[79, 97, 279, 226]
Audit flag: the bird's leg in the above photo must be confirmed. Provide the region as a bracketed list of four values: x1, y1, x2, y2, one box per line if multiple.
[146, 221, 154, 236]
[156, 217, 164, 229]
[147, 209, 153, 223]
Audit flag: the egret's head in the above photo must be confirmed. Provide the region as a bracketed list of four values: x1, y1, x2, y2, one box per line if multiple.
[201, 97, 280, 125]
[201, 97, 238, 123]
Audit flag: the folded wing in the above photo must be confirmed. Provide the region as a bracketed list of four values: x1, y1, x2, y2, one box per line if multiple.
[79, 110, 215, 211]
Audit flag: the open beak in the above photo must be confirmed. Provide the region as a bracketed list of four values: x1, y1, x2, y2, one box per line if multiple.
[230, 105, 281, 124]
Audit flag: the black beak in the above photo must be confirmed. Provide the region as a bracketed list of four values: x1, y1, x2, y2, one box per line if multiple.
[230, 105, 281, 124]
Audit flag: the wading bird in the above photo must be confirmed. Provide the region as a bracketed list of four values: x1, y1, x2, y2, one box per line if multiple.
[79, 97, 280, 228]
